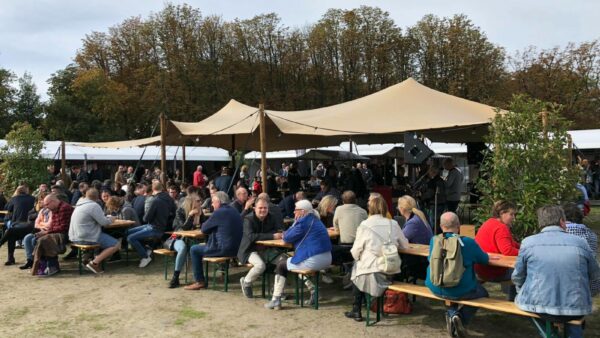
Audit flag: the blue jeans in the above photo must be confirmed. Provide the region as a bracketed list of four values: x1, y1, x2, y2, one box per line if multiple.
[126, 225, 163, 258]
[190, 244, 211, 282]
[439, 283, 489, 325]
[23, 233, 37, 260]
[173, 239, 188, 272]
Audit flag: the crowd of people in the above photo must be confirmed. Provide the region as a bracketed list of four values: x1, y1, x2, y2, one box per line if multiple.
[0, 159, 599, 337]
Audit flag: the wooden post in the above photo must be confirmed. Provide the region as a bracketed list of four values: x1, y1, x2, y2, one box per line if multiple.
[259, 103, 267, 193]
[61, 141, 67, 183]
[540, 111, 549, 139]
[181, 144, 186, 183]
[160, 113, 167, 186]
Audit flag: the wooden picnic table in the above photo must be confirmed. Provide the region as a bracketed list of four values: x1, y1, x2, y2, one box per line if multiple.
[0, 210, 8, 215]
[256, 228, 340, 249]
[168, 229, 205, 239]
[398, 243, 516, 268]
[104, 219, 136, 229]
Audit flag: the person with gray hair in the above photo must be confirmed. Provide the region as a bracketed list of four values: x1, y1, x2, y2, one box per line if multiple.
[512, 205, 600, 337]
[426, 212, 489, 337]
[185, 190, 242, 290]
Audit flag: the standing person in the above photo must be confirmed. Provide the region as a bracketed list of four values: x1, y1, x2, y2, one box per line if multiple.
[513, 205, 600, 338]
[287, 163, 301, 193]
[214, 167, 233, 196]
[264, 200, 332, 310]
[238, 197, 283, 298]
[167, 193, 204, 288]
[114, 165, 126, 186]
[475, 200, 519, 300]
[68, 189, 121, 273]
[343, 195, 408, 321]
[32, 194, 74, 276]
[443, 158, 463, 213]
[72, 165, 88, 184]
[193, 165, 205, 188]
[185, 192, 242, 290]
[426, 212, 489, 337]
[126, 181, 176, 268]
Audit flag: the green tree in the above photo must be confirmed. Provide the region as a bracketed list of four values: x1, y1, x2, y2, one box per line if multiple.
[475, 95, 579, 239]
[13, 72, 44, 129]
[0, 68, 16, 137]
[0, 122, 50, 193]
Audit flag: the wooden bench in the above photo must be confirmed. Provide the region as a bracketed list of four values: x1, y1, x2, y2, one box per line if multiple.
[203, 256, 236, 292]
[71, 243, 101, 275]
[387, 282, 583, 336]
[459, 225, 476, 239]
[153, 249, 176, 280]
[290, 269, 321, 310]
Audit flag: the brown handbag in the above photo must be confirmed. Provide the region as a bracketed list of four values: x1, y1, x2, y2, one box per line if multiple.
[370, 290, 413, 314]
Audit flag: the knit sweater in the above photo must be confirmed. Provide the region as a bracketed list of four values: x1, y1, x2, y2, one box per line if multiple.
[474, 218, 520, 280]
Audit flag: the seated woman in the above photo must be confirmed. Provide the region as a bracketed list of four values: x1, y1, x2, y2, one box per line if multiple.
[0, 186, 37, 265]
[397, 195, 432, 280]
[105, 196, 140, 225]
[474, 200, 519, 300]
[264, 200, 332, 310]
[167, 193, 204, 288]
[344, 195, 409, 321]
[20, 193, 52, 270]
[317, 195, 337, 228]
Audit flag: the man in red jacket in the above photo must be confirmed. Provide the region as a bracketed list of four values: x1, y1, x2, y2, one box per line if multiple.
[193, 165, 205, 188]
[474, 200, 519, 300]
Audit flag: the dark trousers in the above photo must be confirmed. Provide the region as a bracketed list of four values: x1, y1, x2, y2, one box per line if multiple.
[0, 224, 33, 260]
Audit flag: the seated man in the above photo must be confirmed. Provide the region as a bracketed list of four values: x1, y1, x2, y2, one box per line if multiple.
[278, 191, 305, 219]
[513, 205, 600, 338]
[425, 212, 489, 337]
[313, 180, 340, 203]
[230, 186, 250, 214]
[32, 193, 74, 276]
[237, 197, 283, 298]
[68, 188, 120, 273]
[185, 191, 243, 290]
[332, 190, 367, 281]
[126, 181, 176, 268]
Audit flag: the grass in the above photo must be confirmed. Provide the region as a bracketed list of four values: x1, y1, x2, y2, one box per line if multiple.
[174, 308, 207, 326]
[584, 206, 600, 233]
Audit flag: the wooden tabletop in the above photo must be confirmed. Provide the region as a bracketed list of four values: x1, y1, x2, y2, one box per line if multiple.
[256, 228, 340, 249]
[0, 210, 8, 215]
[398, 243, 516, 269]
[104, 219, 136, 229]
[169, 229, 205, 239]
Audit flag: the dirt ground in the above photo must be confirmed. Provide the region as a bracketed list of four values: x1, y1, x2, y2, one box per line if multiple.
[0, 247, 595, 338]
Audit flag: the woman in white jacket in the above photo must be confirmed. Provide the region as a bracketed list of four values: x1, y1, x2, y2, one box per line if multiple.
[344, 195, 408, 321]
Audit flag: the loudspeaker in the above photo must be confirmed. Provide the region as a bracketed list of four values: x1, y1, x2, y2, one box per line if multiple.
[404, 133, 433, 164]
[467, 142, 488, 165]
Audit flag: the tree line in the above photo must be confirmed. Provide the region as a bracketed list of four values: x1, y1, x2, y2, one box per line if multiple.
[0, 4, 599, 142]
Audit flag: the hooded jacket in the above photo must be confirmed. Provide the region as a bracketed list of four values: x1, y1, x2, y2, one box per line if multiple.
[143, 191, 176, 232]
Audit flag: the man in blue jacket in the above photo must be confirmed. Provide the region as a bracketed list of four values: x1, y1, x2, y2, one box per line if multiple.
[512, 205, 600, 338]
[185, 191, 243, 290]
[425, 212, 489, 337]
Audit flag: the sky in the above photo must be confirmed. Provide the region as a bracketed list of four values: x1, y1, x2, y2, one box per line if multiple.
[1, 0, 599, 100]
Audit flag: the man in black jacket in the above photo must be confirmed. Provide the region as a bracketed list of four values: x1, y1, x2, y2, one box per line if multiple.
[126, 181, 176, 268]
[237, 197, 283, 298]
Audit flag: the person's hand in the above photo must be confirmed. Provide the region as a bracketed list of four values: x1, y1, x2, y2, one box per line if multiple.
[245, 196, 255, 210]
[189, 209, 199, 216]
[273, 232, 283, 240]
[35, 230, 48, 238]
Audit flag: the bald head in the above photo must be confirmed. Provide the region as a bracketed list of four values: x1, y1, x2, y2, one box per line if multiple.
[440, 212, 460, 233]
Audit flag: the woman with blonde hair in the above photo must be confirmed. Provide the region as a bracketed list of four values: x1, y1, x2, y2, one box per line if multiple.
[316, 195, 337, 228]
[167, 193, 205, 288]
[105, 196, 140, 225]
[19, 192, 52, 269]
[345, 195, 408, 321]
[398, 195, 432, 245]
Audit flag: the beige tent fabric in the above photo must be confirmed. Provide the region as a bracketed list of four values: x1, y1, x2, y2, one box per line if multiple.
[171, 100, 260, 135]
[266, 78, 501, 140]
[73, 136, 163, 148]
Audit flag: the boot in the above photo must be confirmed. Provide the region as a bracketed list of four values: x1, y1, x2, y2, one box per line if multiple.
[5, 255, 15, 266]
[169, 271, 181, 288]
[265, 275, 286, 310]
[19, 259, 33, 270]
[264, 296, 282, 310]
[344, 287, 363, 321]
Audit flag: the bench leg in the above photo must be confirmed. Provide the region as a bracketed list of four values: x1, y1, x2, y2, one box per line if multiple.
[294, 274, 300, 305]
[224, 261, 230, 292]
[314, 272, 320, 310]
[184, 256, 188, 284]
[204, 261, 209, 287]
[300, 275, 305, 308]
[77, 248, 83, 275]
[261, 270, 266, 298]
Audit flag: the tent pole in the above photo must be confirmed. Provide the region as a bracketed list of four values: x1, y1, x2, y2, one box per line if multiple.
[259, 103, 267, 192]
[394, 158, 398, 176]
[61, 141, 67, 183]
[160, 113, 167, 186]
[182, 144, 186, 183]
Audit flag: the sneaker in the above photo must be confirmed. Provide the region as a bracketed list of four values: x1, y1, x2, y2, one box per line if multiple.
[146, 248, 153, 259]
[321, 273, 334, 284]
[86, 261, 104, 274]
[451, 315, 466, 338]
[46, 266, 60, 277]
[264, 297, 282, 310]
[139, 256, 152, 268]
[240, 277, 253, 298]
[305, 290, 317, 306]
[446, 315, 456, 337]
